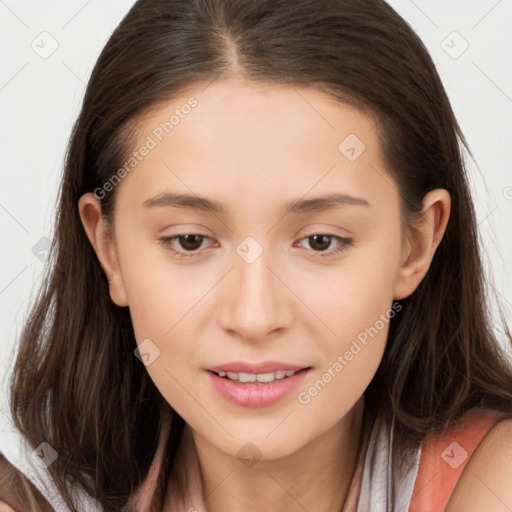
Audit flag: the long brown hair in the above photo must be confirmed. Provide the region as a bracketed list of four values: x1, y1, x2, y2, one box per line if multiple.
[8, 0, 512, 510]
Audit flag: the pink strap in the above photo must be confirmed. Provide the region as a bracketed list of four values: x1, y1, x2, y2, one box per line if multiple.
[408, 408, 502, 512]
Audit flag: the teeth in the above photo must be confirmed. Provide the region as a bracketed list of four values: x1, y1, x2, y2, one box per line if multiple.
[239, 372, 256, 383]
[216, 369, 302, 383]
[256, 372, 275, 383]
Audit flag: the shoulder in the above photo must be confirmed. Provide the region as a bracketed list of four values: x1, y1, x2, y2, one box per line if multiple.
[408, 408, 510, 512]
[445, 417, 512, 512]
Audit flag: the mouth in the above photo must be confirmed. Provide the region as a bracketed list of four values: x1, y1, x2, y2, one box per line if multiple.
[205, 362, 312, 407]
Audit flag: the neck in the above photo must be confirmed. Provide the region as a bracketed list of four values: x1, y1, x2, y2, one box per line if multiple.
[169, 397, 366, 512]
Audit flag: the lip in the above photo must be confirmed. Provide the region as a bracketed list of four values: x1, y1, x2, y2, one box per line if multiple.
[206, 363, 311, 408]
[206, 361, 307, 374]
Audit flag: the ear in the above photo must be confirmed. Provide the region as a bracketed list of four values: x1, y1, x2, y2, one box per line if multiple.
[78, 193, 128, 307]
[393, 189, 451, 300]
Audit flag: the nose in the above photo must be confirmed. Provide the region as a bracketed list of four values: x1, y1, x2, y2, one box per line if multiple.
[218, 243, 293, 343]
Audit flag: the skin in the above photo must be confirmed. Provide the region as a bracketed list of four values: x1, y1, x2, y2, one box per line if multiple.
[79, 77, 452, 511]
[445, 419, 512, 511]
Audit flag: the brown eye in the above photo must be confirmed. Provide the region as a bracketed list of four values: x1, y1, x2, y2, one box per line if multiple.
[176, 234, 205, 251]
[295, 234, 353, 257]
[158, 234, 213, 258]
[307, 234, 332, 251]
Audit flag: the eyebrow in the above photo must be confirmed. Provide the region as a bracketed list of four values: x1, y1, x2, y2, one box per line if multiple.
[143, 192, 370, 215]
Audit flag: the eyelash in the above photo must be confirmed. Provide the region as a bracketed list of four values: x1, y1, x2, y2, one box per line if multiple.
[157, 233, 353, 259]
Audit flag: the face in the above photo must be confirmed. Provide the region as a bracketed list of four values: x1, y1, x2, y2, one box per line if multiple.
[86, 77, 415, 460]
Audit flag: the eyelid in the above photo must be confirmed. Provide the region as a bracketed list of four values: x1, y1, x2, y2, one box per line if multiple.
[294, 222, 354, 238]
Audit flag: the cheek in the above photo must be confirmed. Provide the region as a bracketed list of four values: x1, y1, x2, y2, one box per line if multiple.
[309, 239, 400, 347]
[117, 242, 210, 415]
[115, 228, 206, 341]
[294, 268, 397, 428]
[306, 281, 392, 377]
[295, 235, 400, 396]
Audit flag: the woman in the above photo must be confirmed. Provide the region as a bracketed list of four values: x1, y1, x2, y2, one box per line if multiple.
[1, 0, 511, 510]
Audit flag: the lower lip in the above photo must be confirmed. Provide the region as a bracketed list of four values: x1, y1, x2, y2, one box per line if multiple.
[207, 369, 310, 407]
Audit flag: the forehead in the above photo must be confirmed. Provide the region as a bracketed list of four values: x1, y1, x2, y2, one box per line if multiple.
[115, 77, 399, 219]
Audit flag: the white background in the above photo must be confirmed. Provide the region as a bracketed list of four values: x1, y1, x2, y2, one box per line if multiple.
[1, 0, 512, 410]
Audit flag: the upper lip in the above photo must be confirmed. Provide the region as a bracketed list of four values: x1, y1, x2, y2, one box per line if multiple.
[206, 361, 310, 374]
